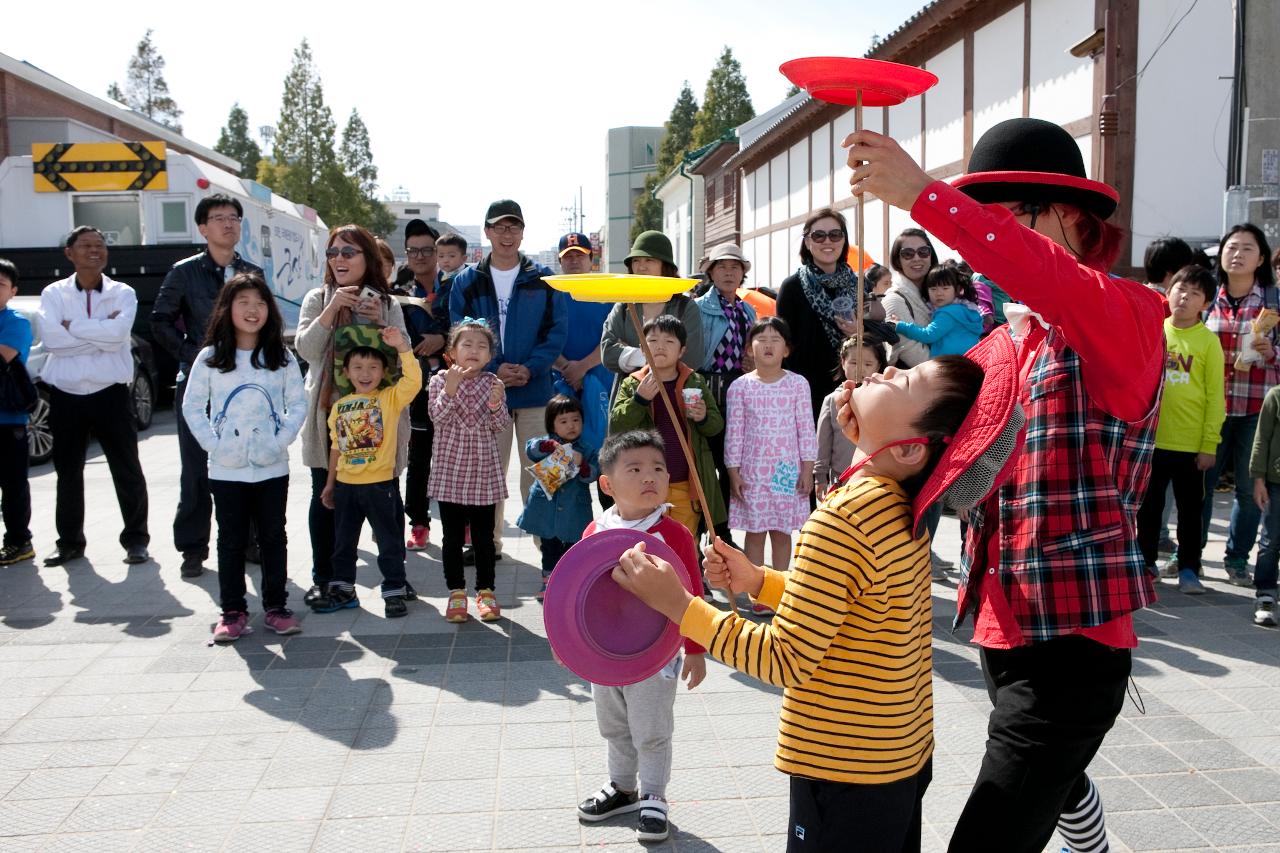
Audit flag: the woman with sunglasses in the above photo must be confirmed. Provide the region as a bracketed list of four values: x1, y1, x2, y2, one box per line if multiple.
[295, 224, 411, 605]
[776, 208, 861, 425]
[883, 228, 940, 367]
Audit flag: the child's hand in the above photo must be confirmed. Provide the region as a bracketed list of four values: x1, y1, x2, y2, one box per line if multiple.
[488, 379, 506, 409]
[443, 363, 475, 395]
[702, 536, 765, 598]
[686, 397, 707, 422]
[571, 450, 584, 466]
[795, 474, 812, 496]
[682, 654, 707, 690]
[727, 469, 745, 501]
[1253, 336, 1276, 361]
[1256, 478, 1270, 512]
[636, 371, 662, 402]
[320, 483, 335, 510]
[1196, 452, 1216, 472]
[380, 325, 408, 352]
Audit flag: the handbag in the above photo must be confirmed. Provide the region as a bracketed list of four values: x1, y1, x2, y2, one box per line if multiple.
[0, 357, 38, 414]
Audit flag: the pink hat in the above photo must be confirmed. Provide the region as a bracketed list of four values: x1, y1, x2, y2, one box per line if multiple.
[543, 529, 701, 687]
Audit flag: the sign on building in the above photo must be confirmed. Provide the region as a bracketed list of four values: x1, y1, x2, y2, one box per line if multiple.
[32, 142, 168, 192]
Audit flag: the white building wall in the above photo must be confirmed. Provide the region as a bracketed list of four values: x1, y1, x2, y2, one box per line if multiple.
[973, 4, 1026, 142]
[788, 140, 808, 220]
[811, 124, 832, 210]
[769, 152, 788, 226]
[1129, 0, 1233, 264]
[923, 40, 966, 170]
[832, 109, 858, 204]
[770, 228, 789, 288]
[1028, 0, 1094, 124]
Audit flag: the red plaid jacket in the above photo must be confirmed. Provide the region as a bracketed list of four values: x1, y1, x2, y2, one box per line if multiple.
[1204, 284, 1280, 416]
[956, 325, 1160, 641]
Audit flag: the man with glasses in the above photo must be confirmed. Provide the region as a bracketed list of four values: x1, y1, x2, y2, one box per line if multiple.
[450, 200, 567, 560]
[151, 194, 263, 578]
[400, 219, 450, 550]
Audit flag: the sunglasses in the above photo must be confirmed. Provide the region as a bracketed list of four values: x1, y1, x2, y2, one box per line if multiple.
[806, 229, 844, 243]
[898, 246, 932, 260]
[325, 246, 362, 259]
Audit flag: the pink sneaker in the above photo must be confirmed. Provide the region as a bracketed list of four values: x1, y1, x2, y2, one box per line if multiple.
[264, 608, 302, 635]
[406, 524, 429, 551]
[212, 611, 249, 643]
[476, 589, 501, 622]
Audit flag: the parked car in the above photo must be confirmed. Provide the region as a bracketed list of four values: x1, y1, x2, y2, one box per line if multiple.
[10, 296, 158, 465]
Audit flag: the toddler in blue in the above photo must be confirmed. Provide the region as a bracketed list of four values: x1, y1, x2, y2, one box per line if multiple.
[517, 394, 599, 600]
[892, 261, 984, 357]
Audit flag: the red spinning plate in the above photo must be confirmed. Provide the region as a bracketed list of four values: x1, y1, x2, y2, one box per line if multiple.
[780, 57, 937, 107]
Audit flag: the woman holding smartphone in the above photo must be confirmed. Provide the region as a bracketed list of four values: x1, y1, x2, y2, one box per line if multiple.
[295, 224, 410, 604]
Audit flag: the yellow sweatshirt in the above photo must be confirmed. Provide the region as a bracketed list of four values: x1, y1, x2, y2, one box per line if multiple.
[328, 351, 421, 484]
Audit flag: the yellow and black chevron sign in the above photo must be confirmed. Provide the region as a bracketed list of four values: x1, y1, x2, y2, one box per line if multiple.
[32, 142, 167, 192]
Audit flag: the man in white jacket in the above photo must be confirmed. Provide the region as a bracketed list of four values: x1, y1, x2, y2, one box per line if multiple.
[38, 226, 150, 566]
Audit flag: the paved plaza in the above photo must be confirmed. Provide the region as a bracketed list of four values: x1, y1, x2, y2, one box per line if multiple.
[1, 410, 1279, 851]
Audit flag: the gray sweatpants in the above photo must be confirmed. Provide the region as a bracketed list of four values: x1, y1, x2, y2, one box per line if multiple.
[592, 654, 681, 799]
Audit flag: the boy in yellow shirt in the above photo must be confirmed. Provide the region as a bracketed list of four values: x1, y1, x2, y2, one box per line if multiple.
[315, 325, 422, 617]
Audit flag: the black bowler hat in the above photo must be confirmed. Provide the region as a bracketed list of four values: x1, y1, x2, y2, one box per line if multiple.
[953, 118, 1119, 219]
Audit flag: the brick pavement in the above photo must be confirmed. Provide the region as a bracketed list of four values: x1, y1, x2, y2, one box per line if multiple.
[0, 410, 1278, 851]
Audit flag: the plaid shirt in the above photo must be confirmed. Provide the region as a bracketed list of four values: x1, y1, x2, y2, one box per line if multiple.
[426, 371, 511, 505]
[1204, 284, 1280, 416]
[958, 326, 1160, 642]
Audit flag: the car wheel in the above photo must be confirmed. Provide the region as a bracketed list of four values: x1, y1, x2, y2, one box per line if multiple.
[132, 368, 154, 430]
[28, 389, 53, 466]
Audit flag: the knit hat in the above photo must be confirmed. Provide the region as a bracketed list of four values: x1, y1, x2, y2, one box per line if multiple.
[953, 118, 1119, 219]
[705, 242, 751, 274]
[625, 231, 675, 268]
[912, 329, 1025, 536]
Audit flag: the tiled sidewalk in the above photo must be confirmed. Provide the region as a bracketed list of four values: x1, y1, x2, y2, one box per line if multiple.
[0, 411, 1278, 851]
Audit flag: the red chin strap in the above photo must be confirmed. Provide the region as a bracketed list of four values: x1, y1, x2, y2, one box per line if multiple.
[830, 435, 950, 493]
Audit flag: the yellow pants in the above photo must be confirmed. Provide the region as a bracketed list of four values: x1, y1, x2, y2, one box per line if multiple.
[665, 480, 700, 539]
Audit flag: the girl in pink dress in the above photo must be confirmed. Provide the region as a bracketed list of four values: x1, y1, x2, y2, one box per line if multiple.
[724, 318, 817, 612]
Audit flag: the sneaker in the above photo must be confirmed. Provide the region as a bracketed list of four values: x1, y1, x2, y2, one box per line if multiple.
[1158, 535, 1177, 554]
[406, 525, 428, 551]
[535, 580, 548, 603]
[476, 589, 501, 622]
[303, 584, 324, 606]
[0, 542, 34, 565]
[180, 552, 204, 578]
[310, 587, 359, 613]
[930, 556, 949, 580]
[930, 550, 954, 569]
[577, 782, 641, 822]
[751, 602, 775, 616]
[636, 795, 670, 842]
[1160, 553, 1179, 579]
[445, 589, 468, 623]
[1178, 569, 1207, 595]
[212, 611, 249, 643]
[264, 608, 302, 635]
[1226, 557, 1253, 587]
[403, 581, 418, 602]
[384, 595, 408, 618]
[1255, 597, 1277, 627]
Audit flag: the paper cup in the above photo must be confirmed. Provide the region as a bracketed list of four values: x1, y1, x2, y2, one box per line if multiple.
[682, 388, 703, 407]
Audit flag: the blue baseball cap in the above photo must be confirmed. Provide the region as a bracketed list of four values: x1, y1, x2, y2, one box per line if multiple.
[558, 232, 592, 257]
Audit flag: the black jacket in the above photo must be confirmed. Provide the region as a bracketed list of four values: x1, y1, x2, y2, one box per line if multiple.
[150, 251, 263, 370]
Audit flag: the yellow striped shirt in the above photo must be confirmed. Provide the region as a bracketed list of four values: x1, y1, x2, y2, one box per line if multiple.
[680, 475, 933, 784]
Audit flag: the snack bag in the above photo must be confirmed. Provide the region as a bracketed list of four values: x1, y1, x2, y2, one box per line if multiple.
[1235, 308, 1279, 371]
[528, 443, 578, 498]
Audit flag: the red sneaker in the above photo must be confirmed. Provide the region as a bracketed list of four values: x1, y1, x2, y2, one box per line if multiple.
[476, 589, 501, 622]
[212, 611, 250, 643]
[406, 524, 429, 551]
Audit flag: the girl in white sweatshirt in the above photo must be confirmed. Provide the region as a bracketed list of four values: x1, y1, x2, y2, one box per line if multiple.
[182, 273, 306, 643]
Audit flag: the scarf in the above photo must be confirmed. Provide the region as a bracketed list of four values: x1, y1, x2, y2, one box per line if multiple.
[798, 262, 859, 352]
[711, 293, 750, 373]
[593, 503, 672, 532]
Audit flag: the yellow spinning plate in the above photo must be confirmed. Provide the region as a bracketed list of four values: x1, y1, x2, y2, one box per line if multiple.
[544, 274, 697, 304]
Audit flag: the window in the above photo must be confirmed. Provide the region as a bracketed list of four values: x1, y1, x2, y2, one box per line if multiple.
[723, 175, 735, 210]
[405, 208, 420, 214]
[72, 195, 140, 245]
[159, 199, 189, 238]
[705, 177, 717, 218]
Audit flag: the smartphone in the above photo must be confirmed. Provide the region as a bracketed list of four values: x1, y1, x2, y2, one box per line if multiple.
[358, 286, 381, 303]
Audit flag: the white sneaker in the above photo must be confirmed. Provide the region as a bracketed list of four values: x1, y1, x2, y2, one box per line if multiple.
[1255, 597, 1277, 627]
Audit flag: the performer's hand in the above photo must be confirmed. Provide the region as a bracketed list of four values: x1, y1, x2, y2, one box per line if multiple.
[842, 130, 934, 211]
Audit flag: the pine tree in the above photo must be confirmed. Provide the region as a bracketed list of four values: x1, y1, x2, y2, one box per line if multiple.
[785, 83, 802, 98]
[632, 83, 700, 238]
[109, 30, 183, 131]
[692, 47, 755, 148]
[214, 103, 262, 180]
[339, 110, 377, 199]
[267, 40, 337, 213]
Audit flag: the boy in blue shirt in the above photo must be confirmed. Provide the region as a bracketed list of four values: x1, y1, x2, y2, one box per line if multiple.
[0, 259, 34, 564]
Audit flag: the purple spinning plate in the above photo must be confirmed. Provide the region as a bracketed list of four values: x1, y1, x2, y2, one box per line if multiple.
[543, 529, 699, 687]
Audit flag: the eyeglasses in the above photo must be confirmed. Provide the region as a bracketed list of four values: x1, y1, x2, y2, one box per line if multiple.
[806, 229, 844, 243]
[488, 223, 524, 235]
[325, 246, 362, 259]
[898, 246, 932, 260]
[405, 247, 436, 258]
[207, 215, 242, 226]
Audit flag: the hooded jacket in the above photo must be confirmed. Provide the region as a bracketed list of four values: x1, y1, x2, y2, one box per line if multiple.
[894, 301, 984, 357]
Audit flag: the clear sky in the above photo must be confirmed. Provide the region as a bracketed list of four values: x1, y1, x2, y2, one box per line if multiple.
[3, 0, 925, 251]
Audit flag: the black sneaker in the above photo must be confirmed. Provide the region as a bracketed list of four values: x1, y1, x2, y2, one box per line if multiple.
[403, 582, 418, 602]
[636, 795, 669, 842]
[0, 542, 34, 565]
[310, 587, 359, 613]
[384, 595, 408, 618]
[180, 552, 204, 578]
[577, 783, 641, 822]
[303, 584, 324, 606]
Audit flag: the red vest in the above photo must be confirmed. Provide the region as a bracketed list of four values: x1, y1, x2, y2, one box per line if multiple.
[957, 325, 1160, 641]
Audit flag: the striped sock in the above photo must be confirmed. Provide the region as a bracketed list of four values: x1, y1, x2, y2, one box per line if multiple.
[1057, 776, 1109, 853]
